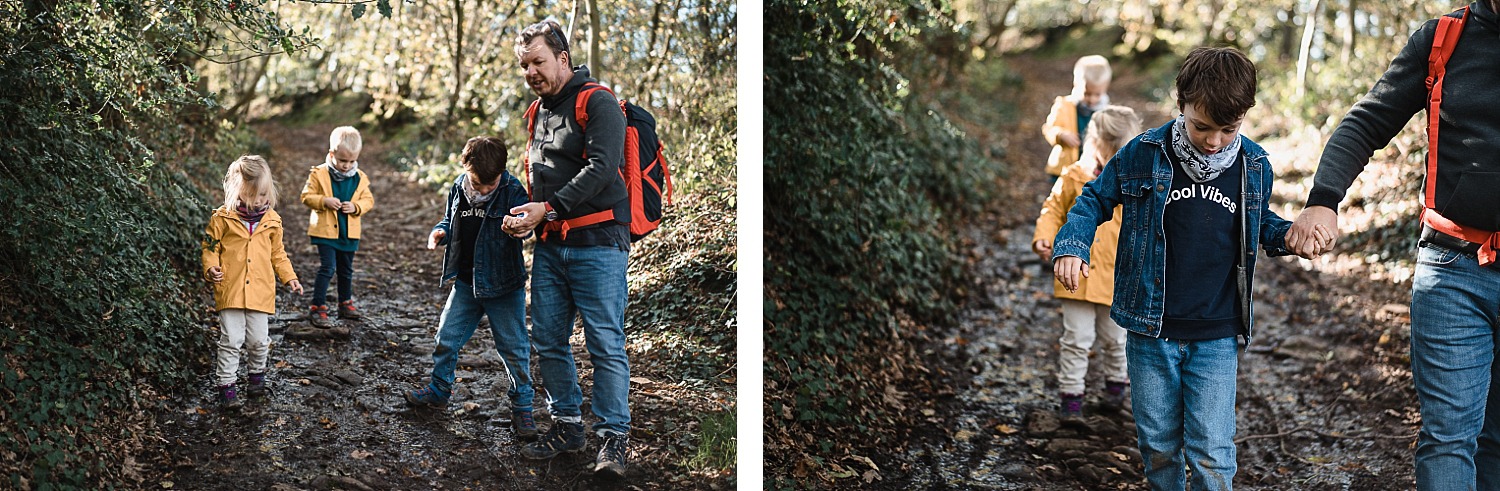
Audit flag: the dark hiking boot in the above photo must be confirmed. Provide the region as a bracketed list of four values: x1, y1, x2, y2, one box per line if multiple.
[513, 409, 539, 441]
[337, 300, 362, 320]
[520, 421, 585, 459]
[403, 385, 450, 408]
[245, 372, 268, 398]
[309, 304, 333, 328]
[1060, 392, 1084, 418]
[219, 384, 244, 410]
[594, 432, 629, 478]
[1103, 381, 1128, 408]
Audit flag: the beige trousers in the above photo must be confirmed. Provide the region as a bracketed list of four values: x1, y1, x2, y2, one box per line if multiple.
[1057, 299, 1128, 394]
[216, 308, 270, 386]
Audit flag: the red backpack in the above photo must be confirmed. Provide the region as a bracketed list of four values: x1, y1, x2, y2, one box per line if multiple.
[1422, 6, 1497, 265]
[524, 83, 672, 242]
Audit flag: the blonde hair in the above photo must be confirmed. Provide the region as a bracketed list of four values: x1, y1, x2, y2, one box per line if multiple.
[1084, 105, 1141, 160]
[1072, 55, 1112, 94]
[329, 126, 362, 154]
[222, 155, 279, 211]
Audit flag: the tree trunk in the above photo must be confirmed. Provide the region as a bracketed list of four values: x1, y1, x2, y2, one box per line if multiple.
[1296, 0, 1323, 98]
[447, 0, 465, 121]
[588, 0, 600, 79]
[1341, 0, 1356, 65]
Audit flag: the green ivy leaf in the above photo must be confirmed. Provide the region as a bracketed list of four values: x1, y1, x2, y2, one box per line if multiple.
[351, 3, 366, 20]
[376, 0, 392, 18]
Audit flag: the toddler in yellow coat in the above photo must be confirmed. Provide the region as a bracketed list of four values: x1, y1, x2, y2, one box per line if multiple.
[202, 155, 302, 409]
[1042, 55, 1113, 184]
[300, 126, 375, 326]
[1033, 106, 1139, 417]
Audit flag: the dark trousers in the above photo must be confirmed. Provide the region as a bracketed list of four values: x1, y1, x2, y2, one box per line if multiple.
[313, 244, 355, 305]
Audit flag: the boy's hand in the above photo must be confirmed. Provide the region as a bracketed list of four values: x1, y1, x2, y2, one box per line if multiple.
[322, 197, 342, 210]
[428, 229, 446, 250]
[207, 266, 223, 283]
[1053, 256, 1089, 293]
[287, 279, 303, 295]
[340, 201, 356, 214]
[1032, 239, 1053, 262]
[1060, 131, 1081, 148]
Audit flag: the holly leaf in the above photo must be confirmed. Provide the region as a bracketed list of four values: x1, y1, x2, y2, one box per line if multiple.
[376, 0, 392, 18]
[351, 3, 366, 20]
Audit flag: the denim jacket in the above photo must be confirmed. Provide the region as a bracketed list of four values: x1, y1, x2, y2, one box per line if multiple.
[1052, 120, 1294, 339]
[433, 173, 530, 298]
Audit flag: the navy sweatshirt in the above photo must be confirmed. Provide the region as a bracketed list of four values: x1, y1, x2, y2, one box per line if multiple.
[1160, 150, 1243, 340]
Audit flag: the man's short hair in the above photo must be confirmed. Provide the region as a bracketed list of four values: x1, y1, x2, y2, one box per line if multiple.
[460, 136, 507, 184]
[1176, 47, 1257, 126]
[516, 19, 569, 57]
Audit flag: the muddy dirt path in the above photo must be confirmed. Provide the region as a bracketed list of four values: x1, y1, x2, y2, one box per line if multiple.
[889, 55, 1422, 490]
[142, 122, 701, 490]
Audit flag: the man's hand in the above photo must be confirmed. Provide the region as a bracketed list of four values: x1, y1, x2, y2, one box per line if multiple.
[1288, 206, 1338, 258]
[207, 266, 223, 283]
[287, 279, 303, 295]
[1053, 256, 1089, 293]
[428, 229, 446, 250]
[505, 202, 548, 236]
[323, 197, 342, 210]
[1032, 239, 1054, 262]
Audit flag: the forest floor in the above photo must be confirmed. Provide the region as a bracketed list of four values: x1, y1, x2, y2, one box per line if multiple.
[883, 54, 1423, 490]
[138, 120, 734, 490]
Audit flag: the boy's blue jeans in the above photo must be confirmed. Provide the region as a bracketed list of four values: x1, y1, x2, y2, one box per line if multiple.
[530, 243, 631, 436]
[1127, 333, 1239, 491]
[313, 244, 354, 305]
[1410, 243, 1500, 491]
[429, 282, 533, 411]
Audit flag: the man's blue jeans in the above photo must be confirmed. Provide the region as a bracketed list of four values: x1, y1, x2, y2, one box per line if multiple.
[1127, 333, 1239, 491]
[1410, 243, 1500, 491]
[429, 282, 533, 411]
[531, 243, 630, 436]
[314, 244, 354, 305]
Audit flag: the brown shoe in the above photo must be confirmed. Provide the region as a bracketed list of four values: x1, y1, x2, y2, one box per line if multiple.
[309, 304, 333, 328]
[338, 300, 362, 320]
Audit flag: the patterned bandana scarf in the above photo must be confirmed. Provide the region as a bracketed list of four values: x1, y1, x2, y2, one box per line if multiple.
[326, 161, 358, 182]
[460, 174, 498, 207]
[1169, 115, 1241, 183]
[236, 203, 268, 232]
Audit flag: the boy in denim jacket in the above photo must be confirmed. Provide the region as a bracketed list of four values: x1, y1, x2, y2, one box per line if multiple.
[406, 136, 538, 441]
[1052, 47, 1320, 491]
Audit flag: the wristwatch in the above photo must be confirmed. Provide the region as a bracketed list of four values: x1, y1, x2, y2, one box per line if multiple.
[544, 202, 558, 222]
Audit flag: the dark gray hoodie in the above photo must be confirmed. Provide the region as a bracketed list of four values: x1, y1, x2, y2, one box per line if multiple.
[528, 65, 631, 248]
[1308, 1, 1500, 231]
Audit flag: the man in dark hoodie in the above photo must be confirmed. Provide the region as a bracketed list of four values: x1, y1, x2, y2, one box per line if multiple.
[1287, 2, 1500, 490]
[502, 19, 632, 478]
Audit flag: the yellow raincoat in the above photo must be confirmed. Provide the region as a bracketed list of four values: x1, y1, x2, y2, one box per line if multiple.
[1033, 159, 1123, 306]
[201, 207, 298, 313]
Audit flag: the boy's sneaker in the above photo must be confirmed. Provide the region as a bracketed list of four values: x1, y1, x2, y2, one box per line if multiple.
[594, 432, 629, 478]
[245, 372, 268, 398]
[1059, 392, 1084, 418]
[513, 409, 539, 441]
[337, 300, 362, 320]
[520, 421, 586, 459]
[404, 385, 450, 408]
[309, 304, 333, 328]
[218, 384, 244, 410]
[1103, 381, 1129, 408]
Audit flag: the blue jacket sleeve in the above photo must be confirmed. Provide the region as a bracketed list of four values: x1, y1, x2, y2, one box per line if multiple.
[1051, 152, 1125, 265]
[433, 179, 458, 246]
[1258, 164, 1293, 256]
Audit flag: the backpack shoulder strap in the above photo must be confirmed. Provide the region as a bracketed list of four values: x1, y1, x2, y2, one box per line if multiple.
[574, 82, 616, 130]
[1425, 6, 1468, 208]
[523, 98, 542, 197]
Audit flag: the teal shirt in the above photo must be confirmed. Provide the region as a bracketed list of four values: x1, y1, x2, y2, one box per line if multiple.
[311, 172, 360, 252]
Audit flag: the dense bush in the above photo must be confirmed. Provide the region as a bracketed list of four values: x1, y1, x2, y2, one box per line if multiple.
[0, 0, 309, 488]
[763, 0, 1004, 486]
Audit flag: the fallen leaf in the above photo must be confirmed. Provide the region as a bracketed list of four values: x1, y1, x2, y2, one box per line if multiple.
[160, 482, 174, 489]
[995, 424, 1018, 435]
[351, 450, 372, 459]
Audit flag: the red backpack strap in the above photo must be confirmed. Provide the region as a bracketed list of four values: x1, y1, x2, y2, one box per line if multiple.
[523, 99, 542, 199]
[574, 82, 616, 131]
[1425, 6, 1467, 209]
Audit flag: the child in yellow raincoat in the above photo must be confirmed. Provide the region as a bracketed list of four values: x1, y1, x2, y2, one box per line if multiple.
[202, 155, 302, 410]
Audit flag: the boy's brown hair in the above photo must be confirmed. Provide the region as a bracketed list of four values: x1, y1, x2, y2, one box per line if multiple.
[1175, 47, 1257, 126]
[460, 136, 508, 184]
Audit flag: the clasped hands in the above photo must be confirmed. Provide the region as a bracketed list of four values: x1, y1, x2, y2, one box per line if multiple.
[323, 197, 356, 214]
[1051, 206, 1342, 293]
